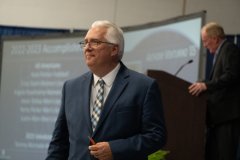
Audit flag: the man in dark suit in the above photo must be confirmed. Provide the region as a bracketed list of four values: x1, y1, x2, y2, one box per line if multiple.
[45, 20, 166, 160]
[189, 22, 240, 160]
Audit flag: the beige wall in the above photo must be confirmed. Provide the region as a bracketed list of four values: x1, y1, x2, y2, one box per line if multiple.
[185, 0, 240, 34]
[0, 0, 239, 33]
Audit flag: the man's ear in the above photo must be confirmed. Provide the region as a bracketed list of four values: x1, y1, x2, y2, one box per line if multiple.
[111, 45, 119, 56]
[212, 36, 220, 42]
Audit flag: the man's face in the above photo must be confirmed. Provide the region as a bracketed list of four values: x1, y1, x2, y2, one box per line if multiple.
[83, 27, 118, 75]
[201, 31, 218, 54]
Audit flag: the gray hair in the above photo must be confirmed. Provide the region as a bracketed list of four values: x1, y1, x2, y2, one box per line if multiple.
[202, 22, 225, 39]
[91, 20, 125, 60]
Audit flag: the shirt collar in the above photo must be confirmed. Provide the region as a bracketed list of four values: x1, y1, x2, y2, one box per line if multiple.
[93, 63, 120, 87]
[215, 39, 226, 55]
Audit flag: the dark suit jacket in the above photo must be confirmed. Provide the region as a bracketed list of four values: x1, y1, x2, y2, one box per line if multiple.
[206, 40, 240, 125]
[46, 62, 166, 160]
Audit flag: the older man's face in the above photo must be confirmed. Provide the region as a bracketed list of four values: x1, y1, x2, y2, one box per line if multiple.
[83, 27, 118, 76]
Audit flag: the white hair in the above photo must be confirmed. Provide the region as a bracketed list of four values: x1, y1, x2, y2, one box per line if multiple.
[91, 20, 125, 60]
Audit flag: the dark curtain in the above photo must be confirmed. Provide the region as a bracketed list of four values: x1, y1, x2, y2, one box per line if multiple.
[237, 34, 240, 48]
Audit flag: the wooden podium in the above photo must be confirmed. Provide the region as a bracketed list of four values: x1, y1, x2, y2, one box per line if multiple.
[147, 70, 206, 160]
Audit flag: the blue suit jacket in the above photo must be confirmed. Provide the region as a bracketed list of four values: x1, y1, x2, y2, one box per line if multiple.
[46, 62, 166, 160]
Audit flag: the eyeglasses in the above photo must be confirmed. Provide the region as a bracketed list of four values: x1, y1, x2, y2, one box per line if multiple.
[79, 40, 116, 48]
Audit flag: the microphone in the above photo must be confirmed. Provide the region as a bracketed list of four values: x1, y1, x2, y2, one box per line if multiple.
[174, 59, 193, 76]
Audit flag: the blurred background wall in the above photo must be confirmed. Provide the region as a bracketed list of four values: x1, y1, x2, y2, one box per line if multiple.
[0, 0, 239, 33]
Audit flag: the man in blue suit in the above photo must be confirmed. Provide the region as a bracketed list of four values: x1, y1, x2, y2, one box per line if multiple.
[46, 20, 166, 160]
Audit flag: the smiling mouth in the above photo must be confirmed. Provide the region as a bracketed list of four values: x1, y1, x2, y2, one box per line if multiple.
[85, 52, 94, 56]
[86, 54, 96, 59]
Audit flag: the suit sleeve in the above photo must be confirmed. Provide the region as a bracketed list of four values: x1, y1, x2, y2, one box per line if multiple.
[109, 80, 167, 160]
[45, 82, 69, 160]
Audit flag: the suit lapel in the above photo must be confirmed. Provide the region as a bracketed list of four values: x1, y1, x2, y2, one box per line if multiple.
[209, 41, 226, 80]
[81, 72, 94, 134]
[93, 64, 129, 135]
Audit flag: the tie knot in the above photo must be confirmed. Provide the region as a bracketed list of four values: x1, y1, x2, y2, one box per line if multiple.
[98, 79, 104, 87]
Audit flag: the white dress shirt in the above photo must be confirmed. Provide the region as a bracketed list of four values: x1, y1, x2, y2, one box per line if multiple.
[90, 63, 120, 115]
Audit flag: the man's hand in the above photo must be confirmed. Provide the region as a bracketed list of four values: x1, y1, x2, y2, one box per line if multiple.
[89, 142, 113, 160]
[188, 82, 207, 96]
